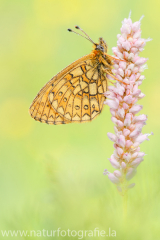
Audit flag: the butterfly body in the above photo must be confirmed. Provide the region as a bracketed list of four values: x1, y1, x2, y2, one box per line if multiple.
[29, 37, 113, 125]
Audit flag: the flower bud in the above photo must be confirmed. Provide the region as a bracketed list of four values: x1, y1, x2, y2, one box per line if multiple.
[108, 173, 120, 184]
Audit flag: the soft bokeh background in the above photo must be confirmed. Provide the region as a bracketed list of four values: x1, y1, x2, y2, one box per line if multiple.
[0, 0, 159, 239]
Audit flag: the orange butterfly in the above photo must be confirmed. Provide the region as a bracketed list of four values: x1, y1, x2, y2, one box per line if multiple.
[29, 26, 123, 125]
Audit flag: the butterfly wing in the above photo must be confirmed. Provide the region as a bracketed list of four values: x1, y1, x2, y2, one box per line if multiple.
[29, 54, 108, 125]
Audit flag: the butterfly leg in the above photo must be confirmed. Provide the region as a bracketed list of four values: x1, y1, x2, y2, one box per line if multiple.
[104, 52, 126, 62]
[108, 80, 115, 85]
[102, 66, 128, 85]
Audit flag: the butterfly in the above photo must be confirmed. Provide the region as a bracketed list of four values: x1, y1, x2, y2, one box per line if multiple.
[29, 26, 123, 125]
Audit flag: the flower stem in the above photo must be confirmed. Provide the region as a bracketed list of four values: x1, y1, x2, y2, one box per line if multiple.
[123, 191, 128, 220]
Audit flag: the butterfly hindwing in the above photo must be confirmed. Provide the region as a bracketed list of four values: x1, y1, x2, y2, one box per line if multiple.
[29, 55, 108, 125]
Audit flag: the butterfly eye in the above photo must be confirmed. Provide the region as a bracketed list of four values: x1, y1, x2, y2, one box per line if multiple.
[96, 45, 104, 52]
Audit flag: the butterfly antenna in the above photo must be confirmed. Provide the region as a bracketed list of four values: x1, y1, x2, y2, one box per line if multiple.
[75, 26, 95, 45]
[67, 28, 95, 45]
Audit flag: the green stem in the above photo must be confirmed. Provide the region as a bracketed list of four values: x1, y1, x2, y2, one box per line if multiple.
[123, 190, 128, 220]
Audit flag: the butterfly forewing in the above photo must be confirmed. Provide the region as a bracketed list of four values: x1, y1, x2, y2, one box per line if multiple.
[29, 54, 107, 125]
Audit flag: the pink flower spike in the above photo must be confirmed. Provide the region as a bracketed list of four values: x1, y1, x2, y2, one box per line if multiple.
[104, 15, 152, 194]
[108, 173, 120, 185]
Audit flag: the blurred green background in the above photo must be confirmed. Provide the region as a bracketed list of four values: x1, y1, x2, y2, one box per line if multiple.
[0, 0, 159, 239]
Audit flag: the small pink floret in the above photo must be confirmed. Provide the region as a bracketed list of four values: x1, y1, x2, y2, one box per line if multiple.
[114, 170, 122, 178]
[108, 173, 120, 184]
[126, 168, 137, 180]
[107, 132, 116, 142]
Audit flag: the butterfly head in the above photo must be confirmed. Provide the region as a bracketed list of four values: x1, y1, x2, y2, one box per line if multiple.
[95, 38, 108, 53]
